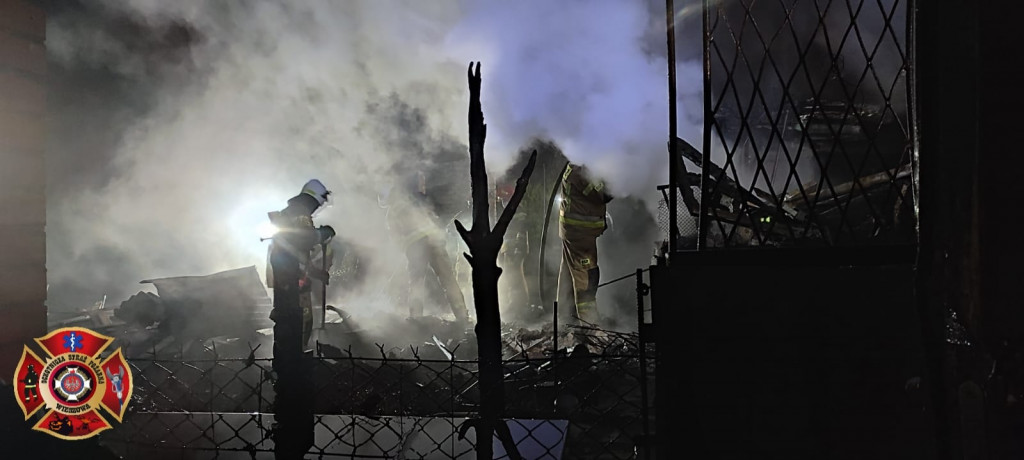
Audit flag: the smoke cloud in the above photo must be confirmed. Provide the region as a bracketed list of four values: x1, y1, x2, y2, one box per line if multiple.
[43, 1, 705, 334]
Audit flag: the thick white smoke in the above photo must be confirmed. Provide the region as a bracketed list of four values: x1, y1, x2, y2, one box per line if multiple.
[44, 1, 704, 332]
[445, 0, 704, 194]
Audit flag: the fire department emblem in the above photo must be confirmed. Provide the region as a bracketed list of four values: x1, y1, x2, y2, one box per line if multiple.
[12, 327, 133, 440]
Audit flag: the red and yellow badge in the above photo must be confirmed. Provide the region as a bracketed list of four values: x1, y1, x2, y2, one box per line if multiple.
[12, 327, 133, 440]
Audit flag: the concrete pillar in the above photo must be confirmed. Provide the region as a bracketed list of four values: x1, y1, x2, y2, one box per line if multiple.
[0, 0, 46, 377]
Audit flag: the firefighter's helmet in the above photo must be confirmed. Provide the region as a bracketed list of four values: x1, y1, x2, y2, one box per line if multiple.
[301, 179, 331, 206]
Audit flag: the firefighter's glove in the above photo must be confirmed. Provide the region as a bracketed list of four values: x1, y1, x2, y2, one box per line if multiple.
[317, 225, 336, 244]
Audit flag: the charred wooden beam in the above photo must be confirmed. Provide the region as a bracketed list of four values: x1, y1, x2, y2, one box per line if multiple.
[454, 62, 535, 460]
[785, 163, 913, 207]
[665, 141, 701, 217]
[673, 137, 791, 221]
[676, 138, 774, 207]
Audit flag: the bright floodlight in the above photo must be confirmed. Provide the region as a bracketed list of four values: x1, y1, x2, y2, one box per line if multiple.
[258, 221, 279, 240]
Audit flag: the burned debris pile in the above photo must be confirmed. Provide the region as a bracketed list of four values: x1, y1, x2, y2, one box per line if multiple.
[108, 265, 273, 358]
[670, 132, 914, 247]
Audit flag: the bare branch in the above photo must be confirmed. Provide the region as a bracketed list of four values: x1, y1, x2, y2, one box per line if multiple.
[468, 61, 489, 233]
[493, 150, 538, 239]
[454, 219, 471, 245]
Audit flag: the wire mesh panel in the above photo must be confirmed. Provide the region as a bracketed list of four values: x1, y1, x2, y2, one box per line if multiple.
[128, 357, 275, 413]
[100, 340, 652, 459]
[106, 413, 568, 459]
[695, 0, 915, 248]
[659, 185, 701, 250]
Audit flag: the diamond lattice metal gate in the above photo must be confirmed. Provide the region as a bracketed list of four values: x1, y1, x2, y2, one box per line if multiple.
[671, 0, 916, 249]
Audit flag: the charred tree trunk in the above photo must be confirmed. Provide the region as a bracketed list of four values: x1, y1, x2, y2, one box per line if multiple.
[269, 250, 315, 458]
[455, 62, 536, 460]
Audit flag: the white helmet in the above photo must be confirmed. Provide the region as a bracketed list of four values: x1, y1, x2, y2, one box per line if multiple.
[300, 179, 331, 206]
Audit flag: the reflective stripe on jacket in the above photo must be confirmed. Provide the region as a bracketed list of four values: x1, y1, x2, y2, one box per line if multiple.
[559, 163, 608, 231]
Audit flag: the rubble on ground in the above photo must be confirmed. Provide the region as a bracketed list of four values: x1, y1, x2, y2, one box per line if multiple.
[68, 265, 275, 358]
[48, 296, 126, 336]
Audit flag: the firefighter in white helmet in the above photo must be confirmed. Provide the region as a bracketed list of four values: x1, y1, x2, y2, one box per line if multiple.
[267, 179, 335, 349]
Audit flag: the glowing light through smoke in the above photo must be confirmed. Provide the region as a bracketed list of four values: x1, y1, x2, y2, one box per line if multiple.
[258, 221, 279, 240]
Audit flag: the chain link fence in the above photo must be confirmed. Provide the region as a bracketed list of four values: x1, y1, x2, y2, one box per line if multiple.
[99, 330, 654, 459]
[657, 186, 700, 251]
[663, 0, 916, 249]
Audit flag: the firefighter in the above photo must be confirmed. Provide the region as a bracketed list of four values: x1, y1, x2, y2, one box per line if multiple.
[558, 163, 612, 329]
[496, 180, 534, 318]
[384, 170, 470, 323]
[267, 179, 334, 351]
